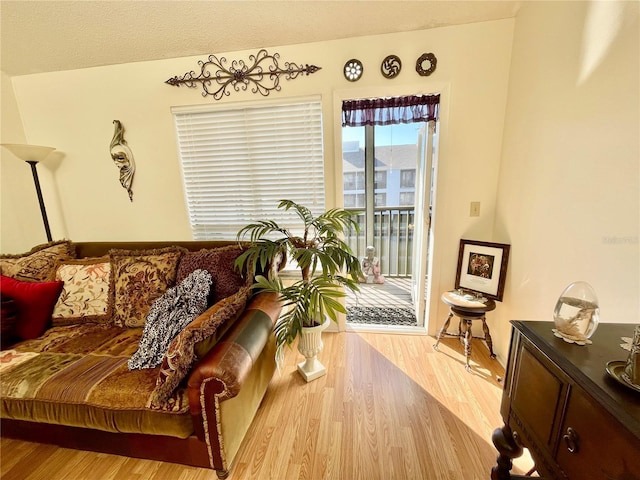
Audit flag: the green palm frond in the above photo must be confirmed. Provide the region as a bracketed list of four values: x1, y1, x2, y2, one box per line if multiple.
[234, 239, 287, 276]
[278, 199, 314, 227]
[237, 220, 290, 243]
[236, 200, 364, 356]
[316, 210, 360, 238]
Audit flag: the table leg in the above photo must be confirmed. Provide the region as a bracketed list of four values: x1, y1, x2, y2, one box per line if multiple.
[462, 318, 472, 370]
[482, 317, 497, 358]
[433, 311, 453, 351]
[490, 424, 524, 480]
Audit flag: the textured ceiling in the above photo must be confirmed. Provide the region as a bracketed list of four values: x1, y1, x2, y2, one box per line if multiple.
[1, 1, 520, 77]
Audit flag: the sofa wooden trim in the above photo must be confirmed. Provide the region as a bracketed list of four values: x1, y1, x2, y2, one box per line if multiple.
[0, 419, 212, 468]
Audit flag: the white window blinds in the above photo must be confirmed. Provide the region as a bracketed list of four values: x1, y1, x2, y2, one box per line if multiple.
[173, 97, 325, 240]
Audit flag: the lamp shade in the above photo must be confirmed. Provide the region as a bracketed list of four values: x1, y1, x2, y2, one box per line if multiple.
[1, 144, 55, 163]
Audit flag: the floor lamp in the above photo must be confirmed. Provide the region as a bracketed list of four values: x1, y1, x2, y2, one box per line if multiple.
[1, 144, 56, 242]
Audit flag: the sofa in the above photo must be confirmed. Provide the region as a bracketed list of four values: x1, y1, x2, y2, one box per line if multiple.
[0, 240, 282, 479]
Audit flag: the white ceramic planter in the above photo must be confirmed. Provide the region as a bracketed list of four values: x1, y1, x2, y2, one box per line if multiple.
[297, 317, 330, 382]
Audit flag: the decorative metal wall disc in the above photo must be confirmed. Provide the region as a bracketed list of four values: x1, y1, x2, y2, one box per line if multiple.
[344, 59, 363, 82]
[381, 55, 402, 79]
[416, 53, 437, 76]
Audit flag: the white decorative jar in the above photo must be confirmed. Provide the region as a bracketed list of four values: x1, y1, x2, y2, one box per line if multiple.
[552, 281, 599, 345]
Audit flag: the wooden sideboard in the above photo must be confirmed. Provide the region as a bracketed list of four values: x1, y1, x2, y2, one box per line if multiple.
[491, 321, 640, 480]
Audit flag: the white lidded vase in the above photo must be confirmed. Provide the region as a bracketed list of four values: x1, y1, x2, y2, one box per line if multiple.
[552, 281, 599, 345]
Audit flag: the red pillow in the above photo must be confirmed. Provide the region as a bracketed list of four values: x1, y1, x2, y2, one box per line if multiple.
[0, 275, 63, 340]
[1, 295, 19, 349]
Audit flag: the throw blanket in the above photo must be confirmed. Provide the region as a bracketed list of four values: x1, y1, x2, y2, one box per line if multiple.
[128, 269, 212, 370]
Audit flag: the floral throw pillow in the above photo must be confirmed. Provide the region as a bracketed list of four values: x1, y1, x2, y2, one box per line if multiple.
[128, 269, 212, 370]
[0, 258, 19, 278]
[51, 257, 111, 326]
[0, 240, 76, 282]
[109, 247, 186, 328]
[148, 286, 251, 408]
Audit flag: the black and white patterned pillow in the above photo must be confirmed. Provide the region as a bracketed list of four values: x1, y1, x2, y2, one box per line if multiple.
[128, 269, 212, 370]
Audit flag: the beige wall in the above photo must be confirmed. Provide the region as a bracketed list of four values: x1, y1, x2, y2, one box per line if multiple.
[0, 70, 45, 252]
[5, 19, 515, 335]
[492, 1, 640, 360]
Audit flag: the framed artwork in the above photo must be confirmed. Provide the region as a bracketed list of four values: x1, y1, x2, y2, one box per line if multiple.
[455, 239, 510, 301]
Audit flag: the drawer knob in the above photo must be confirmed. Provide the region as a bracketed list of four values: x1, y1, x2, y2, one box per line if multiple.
[512, 430, 523, 447]
[563, 427, 579, 453]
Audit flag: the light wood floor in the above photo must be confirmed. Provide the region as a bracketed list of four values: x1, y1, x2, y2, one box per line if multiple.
[1, 333, 528, 480]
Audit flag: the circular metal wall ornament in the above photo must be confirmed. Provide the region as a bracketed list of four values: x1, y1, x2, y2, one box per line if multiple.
[344, 59, 363, 82]
[416, 53, 437, 76]
[381, 55, 402, 79]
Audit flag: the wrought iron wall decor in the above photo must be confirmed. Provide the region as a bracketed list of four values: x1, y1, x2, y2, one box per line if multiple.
[381, 55, 402, 79]
[416, 53, 437, 76]
[166, 49, 321, 100]
[343, 59, 363, 82]
[110, 120, 135, 201]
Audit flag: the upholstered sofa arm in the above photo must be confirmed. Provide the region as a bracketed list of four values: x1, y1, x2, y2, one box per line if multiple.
[186, 292, 281, 475]
[186, 291, 281, 474]
[187, 291, 280, 408]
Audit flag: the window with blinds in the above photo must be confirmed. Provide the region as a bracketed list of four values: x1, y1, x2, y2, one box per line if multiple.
[172, 97, 326, 240]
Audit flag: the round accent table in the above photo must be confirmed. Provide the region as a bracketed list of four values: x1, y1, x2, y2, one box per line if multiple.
[433, 290, 496, 370]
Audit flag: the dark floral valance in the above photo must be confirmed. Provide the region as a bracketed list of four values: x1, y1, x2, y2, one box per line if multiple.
[341, 94, 440, 127]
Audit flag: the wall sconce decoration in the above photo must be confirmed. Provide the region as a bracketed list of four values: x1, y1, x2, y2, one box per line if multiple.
[166, 49, 321, 100]
[416, 52, 437, 76]
[1, 144, 56, 241]
[343, 59, 363, 82]
[109, 120, 135, 202]
[381, 55, 402, 79]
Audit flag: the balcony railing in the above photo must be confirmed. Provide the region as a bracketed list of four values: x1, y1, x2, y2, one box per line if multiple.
[345, 206, 415, 277]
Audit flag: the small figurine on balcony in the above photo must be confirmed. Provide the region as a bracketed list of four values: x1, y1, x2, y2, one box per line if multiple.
[360, 246, 385, 284]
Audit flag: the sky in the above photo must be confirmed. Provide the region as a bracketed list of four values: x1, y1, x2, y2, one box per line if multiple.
[341, 123, 422, 147]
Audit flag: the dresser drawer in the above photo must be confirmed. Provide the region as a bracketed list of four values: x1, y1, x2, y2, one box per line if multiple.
[511, 345, 564, 448]
[556, 386, 640, 479]
[493, 322, 640, 480]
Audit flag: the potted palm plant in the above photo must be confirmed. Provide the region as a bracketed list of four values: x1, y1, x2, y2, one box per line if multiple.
[235, 199, 362, 381]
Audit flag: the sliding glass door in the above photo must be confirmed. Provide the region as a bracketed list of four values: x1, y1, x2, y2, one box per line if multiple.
[342, 121, 436, 327]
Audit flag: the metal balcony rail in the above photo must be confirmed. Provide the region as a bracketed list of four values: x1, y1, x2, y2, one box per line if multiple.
[345, 206, 415, 277]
